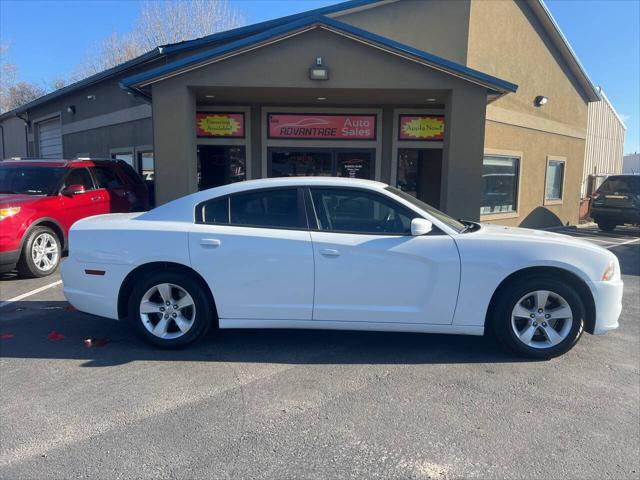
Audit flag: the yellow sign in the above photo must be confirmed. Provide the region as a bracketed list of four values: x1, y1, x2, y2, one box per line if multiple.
[399, 115, 445, 140]
[196, 113, 244, 137]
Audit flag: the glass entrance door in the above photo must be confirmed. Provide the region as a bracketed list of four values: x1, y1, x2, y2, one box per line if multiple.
[197, 145, 246, 190]
[396, 149, 443, 209]
[269, 148, 374, 179]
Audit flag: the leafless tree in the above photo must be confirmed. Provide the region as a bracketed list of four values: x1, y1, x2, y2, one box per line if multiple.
[1, 42, 47, 113]
[75, 0, 245, 79]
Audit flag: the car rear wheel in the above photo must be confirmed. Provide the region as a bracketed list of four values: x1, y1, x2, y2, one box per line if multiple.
[597, 221, 616, 232]
[492, 277, 585, 359]
[128, 272, 212, 348]
[17, 227, 61, 278]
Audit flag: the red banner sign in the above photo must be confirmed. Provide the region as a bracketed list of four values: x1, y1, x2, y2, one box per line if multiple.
[196, 112, 245, 138]
[399, 115, 445, 141]
[268, 114, 376, 140]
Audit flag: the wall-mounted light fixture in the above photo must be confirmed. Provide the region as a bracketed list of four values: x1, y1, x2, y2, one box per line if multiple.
[66, 105, 76, 114]
[309, 56, 329, 81]
[534, 95, 548, 107]
[86, 94, 96, 101]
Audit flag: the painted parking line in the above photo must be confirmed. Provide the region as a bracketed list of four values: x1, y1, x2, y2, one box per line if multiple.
[606, 238, 640, 249]
[0, 280, 63, 309]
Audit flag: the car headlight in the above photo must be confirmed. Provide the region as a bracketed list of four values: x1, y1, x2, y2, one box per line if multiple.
[602, 259, 616, 281]
[0, 207, 20, 220]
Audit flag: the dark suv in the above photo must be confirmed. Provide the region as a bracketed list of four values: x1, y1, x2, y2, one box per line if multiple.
[0, 159, 149, 277]
[590, 174, 640, 232]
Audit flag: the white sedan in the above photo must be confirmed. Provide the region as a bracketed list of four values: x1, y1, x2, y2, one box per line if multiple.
[61, 177, 623, 358]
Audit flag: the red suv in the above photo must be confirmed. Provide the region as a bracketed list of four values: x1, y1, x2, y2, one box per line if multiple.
[0, 159, 149, 277]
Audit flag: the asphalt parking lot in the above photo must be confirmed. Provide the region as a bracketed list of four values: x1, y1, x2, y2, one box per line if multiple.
[1, 226, 638, 479]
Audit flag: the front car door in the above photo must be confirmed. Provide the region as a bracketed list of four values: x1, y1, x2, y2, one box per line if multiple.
[59, 167, 101, 231]
[188, 187, 315, 320]
[307, 187, 460, 325]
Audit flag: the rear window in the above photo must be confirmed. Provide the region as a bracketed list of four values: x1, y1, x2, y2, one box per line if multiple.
[91, 166, 123, 189]
[230, 188, 303, 229]
[598, 176, 640, 195]
[117, 160, 144, 185]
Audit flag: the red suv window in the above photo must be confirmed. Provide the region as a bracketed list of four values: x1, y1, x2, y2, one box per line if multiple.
[91, 166, 123, 189]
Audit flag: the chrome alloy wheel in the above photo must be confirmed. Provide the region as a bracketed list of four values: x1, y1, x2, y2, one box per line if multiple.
[139, 283, 196, 339]
[510, 290, 573, 349]
[31, 232, 59, 272]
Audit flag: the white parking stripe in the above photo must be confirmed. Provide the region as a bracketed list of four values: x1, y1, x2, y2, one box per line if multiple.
[0, 280, 63, 308]
[606, 238, 640, 249]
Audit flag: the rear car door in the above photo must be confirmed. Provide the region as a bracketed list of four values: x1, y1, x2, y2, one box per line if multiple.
[308, 187, 460, 325]
[59, 167, 101, 230]
[188, 187, 315, 320]
[89, 165, 131, 214]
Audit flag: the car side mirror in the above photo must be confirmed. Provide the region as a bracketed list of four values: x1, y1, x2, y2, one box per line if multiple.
[62, 184, 86, 196]
[411, 218, 433, 236]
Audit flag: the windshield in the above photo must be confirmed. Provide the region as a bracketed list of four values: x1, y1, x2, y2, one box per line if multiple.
[385, 186, 466, 233]
[597, 176, 640, 195]
[0, 166, 66, 195]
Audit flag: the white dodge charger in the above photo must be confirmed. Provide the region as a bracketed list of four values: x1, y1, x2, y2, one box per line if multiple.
[61, 177, 623, 358]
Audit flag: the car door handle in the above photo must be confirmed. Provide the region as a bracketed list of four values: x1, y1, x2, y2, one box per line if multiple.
[199, 238, 221, 248]
[319, 248, 340, 257]
[90, 196, 101, 201]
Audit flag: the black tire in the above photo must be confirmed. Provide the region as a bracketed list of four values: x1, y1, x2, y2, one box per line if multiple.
[597, 221, 616, 232]
[492, 276, 585, 359]
[128, 271, 213, 348]
[16, 226, 61, 278]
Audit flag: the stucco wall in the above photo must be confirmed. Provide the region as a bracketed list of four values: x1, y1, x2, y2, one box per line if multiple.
[467, 0, 589, 226]
[337, 0, 470, 64]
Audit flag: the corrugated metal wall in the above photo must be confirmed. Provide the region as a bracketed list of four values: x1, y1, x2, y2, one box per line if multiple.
[582, 87, 626, 197]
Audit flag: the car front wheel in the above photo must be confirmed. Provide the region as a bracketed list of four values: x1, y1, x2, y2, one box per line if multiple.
[17, 227, 61, 278]
[128, 272, 213, 348]
[492, 277, 585, 359]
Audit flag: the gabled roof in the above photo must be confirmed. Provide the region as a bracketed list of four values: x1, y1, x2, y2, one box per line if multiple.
[1, 0, 599, 121]
[121, 15, 518, 97]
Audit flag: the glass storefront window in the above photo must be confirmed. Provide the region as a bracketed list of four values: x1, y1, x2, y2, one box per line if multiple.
[271, 150, 333, 177]
[336, 152, 372, 179]
[480, 155, 519, 215]
[111, 152, 134, 168]
[545, 159, 565, 201]
[197, 145, 246, 190]
[270, 149, 374, 179]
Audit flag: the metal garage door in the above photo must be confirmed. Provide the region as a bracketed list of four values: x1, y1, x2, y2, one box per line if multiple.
[38, 117, 62, 158]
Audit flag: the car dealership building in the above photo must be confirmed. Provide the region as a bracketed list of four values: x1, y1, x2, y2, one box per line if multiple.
[0, 0, 603, 227]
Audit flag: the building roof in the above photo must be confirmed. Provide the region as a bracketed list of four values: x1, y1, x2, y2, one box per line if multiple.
[121, 15, 519, 96]
[0, 0, 599, 121]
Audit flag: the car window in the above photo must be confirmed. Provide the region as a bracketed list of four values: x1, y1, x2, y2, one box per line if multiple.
[598, 176, 640, 195]
[0, 166, 65, 195]
[91, 166, 123, 189]
[229, 188, 303, 229]
[310, 188, 413, 234]
[64, 168, 94, 191]
[117, 160, 144, 185]
[201, 196, 229, 224]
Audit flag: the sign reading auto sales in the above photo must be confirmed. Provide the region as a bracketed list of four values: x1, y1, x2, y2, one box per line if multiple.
[399, 114, 445, 141]
[196, 112, 245, 138]
[268, 114, 376, 140]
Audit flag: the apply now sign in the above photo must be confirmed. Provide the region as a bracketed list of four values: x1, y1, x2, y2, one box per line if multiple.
[268, 114, 376, 140]
[399, 115, 445, 141]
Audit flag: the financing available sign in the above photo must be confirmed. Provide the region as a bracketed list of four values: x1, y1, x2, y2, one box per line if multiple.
[268, 114, 376, 140]
[196, 112, 245, 138]
[399, 114, 445, 141]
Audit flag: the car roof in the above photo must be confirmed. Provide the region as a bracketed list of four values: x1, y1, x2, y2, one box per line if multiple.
[0, 158, 116, 168]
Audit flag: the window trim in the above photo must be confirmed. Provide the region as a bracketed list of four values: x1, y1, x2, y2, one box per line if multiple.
[544, 155, 566, 205]
[195, 186, 308, 231]
[306, 186, 419, 236]
[480, 149, 523, 221]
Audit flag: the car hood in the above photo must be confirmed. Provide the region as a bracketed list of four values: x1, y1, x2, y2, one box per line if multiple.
[473, 223, 604, 252]
[0, 193, 46, 209]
